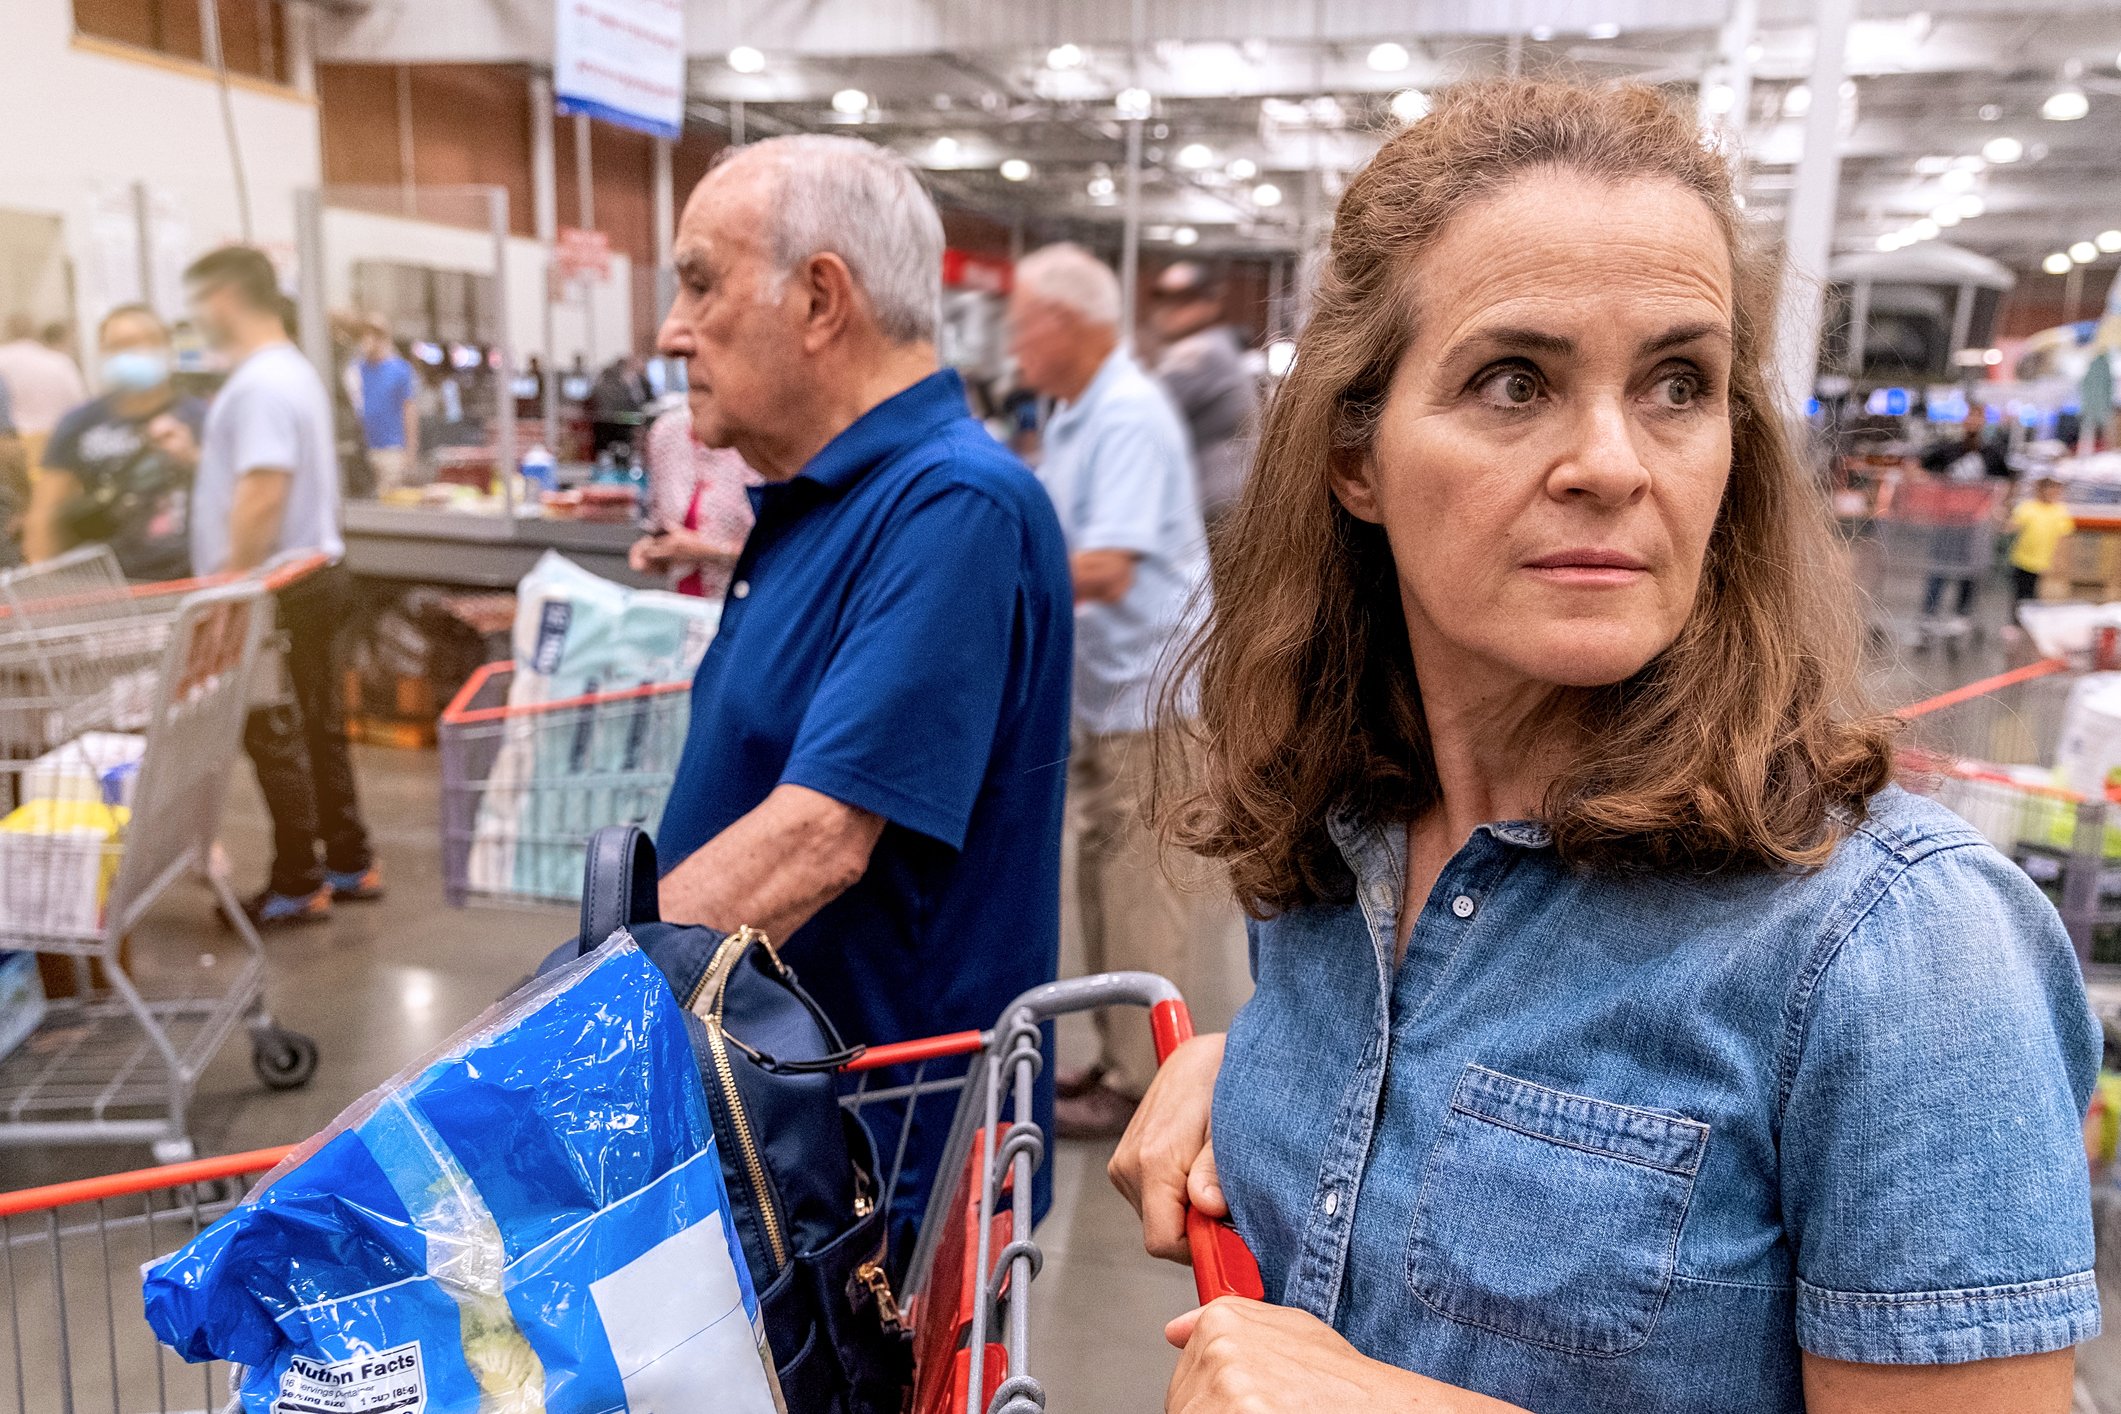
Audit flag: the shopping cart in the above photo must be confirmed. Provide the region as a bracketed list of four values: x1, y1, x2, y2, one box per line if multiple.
[0, 554, 321, 1162]
[1897, 656, 2114, 964]
[1859, 474, 2008, 653]
[0, 1144, 293, 1414]
[438, 661, 693, 908]
[0, 972, 1260, 1414]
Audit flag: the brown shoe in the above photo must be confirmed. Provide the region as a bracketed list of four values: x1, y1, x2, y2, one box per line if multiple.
[1056, 1063, 1107, 1101]
[1056, 1084, 1139, 1140]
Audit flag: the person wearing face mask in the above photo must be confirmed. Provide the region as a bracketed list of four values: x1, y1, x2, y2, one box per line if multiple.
[25, 305, 206, 579]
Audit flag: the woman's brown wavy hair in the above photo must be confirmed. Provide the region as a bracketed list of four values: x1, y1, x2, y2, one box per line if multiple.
[1158, 77, 1898, 916]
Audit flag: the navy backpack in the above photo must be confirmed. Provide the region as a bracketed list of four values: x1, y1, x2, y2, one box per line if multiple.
[554, 824, 912, 1412]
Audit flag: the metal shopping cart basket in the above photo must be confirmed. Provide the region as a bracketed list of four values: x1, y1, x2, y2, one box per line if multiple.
[0, 556, 319, 1163]
[0, 972, 1260, 1414]
[438, 662, 693, 908]
[1860, 475, 2007, 654]
[1896, 656, 2119, 966]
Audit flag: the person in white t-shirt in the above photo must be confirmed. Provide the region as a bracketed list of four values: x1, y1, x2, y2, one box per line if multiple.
[156, 246, 377, 928]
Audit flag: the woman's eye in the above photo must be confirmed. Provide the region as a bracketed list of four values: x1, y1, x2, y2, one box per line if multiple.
[1653, 373, 1701, 408]
[1476, 368, 1541, 409]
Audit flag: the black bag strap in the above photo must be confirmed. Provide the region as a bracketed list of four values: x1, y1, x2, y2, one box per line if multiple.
[579, 824, 661, 955]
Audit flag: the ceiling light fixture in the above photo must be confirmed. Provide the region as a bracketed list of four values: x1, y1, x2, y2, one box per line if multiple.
[1226, 157, 1257, 180]
[1367, 42, 1410, 72]
[2042, 87, 2089, 121]
[2044, 252, 2073, 275]
[1587, 21, 1621, 40]
[2098, 229, 2121, 253]
[1931, 207, 1961, 227]
[1252, 181, 1283, 206]
[929, 136, 959, 163]
[1954, 195, 1985, 218]
[1783, 84, 1812, 117]
[1173, 226, 1199, 246]
[830, 88, 870, 115]
[1000, 158, 1031, 181]
[1981, 135, 2023, 164]
[1875, 233, 1901, 251]
[1911, 218, 1939, 240]
[1938, 168, 1975, 193]
[1703, 82, 1737, 116]
[1177, 142, 1215, 169]
[1115, 86, 1152, 119]
[1983, 348, 2003, 366]
[1087, 175, 1116, 198]
[2071, 240, 2098, 263]
[1047, 43, 1085, 71]
[1390, 88, 1431, 124]
[726, 46, 765, 74]
[1978, 102, 2003, 121]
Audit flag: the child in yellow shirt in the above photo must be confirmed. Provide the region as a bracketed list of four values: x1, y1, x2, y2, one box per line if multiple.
[2008, 476, 2074, 604]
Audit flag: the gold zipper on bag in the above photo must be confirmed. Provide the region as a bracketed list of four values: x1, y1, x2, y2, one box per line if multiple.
[854, 1249, 903, 1331]
[685, 926, 790, 1271]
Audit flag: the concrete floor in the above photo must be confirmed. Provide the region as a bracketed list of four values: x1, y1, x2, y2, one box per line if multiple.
[9, 556, 2121, 1411]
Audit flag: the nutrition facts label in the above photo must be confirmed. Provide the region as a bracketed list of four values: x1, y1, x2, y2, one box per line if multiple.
[271, 1342, 427, 1414]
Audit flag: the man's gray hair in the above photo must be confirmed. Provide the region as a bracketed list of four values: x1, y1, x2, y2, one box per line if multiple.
[715, 134, 944, 345]
[1015, 243, 1122, 328]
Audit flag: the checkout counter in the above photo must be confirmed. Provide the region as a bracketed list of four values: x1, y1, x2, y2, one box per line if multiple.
[341, 501, 656, 590]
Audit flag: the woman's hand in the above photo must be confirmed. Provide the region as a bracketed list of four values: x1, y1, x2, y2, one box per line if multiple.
[1109, 1032, 1226, 1262]
[1164, 1299, 1528, 1413]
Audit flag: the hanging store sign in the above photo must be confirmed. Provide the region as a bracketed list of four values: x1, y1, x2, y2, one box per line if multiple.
[942, 248, 1013, 295]
[554, 0, 686, 141]
[555, 227, 614, 282]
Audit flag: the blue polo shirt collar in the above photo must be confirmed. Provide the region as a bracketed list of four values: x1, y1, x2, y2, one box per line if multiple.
[796, 368, 968, 494]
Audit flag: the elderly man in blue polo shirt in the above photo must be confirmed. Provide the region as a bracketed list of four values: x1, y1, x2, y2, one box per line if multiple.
[1008, 244, 1211, 1139]
[652, 134, 1073, 1254]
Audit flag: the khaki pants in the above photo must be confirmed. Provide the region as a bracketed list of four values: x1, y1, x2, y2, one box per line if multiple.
[1069, 727, 1211, 1100]
[368, 447, 410, 495]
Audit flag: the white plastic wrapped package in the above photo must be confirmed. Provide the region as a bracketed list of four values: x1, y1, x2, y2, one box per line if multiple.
[467, 553, 718, 899]
[142, 937, 783, 1414]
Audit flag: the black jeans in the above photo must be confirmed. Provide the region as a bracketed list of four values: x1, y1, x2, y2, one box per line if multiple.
[244, 562, 371, 895]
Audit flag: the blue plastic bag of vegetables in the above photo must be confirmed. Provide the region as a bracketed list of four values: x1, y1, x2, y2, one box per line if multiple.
[142, 935, 783, 1414]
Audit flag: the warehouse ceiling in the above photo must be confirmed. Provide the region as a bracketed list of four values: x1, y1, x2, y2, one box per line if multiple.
[318, 1, 2121, 279]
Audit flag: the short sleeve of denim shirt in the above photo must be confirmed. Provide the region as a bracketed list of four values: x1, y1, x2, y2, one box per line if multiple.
[778, 483, 1020, 852]
[1779, 837, 2102, 1365]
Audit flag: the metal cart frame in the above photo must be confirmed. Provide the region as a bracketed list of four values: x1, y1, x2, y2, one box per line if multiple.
[0, 556, 317, 1161]
[0, 972, 1257, 1414]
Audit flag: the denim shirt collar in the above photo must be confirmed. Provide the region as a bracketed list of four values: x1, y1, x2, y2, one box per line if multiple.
[1324, 809, 1554, 881]
[1324, 809, 1554, 994]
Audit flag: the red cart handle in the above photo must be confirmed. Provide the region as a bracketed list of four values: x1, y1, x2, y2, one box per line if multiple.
[1150, 999, 1267, 1305]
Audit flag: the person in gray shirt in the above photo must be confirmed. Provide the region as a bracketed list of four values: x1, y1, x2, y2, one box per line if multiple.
[1147, 262, 1260, 529]
[158, 246, 377, 927]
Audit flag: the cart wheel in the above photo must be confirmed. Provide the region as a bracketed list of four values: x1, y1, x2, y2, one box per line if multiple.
[252, 1030, 319, 1090]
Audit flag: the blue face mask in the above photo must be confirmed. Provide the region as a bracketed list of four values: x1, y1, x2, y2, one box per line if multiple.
[102, 349, 171, 393]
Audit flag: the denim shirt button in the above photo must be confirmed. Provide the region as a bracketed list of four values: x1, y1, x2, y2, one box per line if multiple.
[732, 580, 751, 599]
[1451, 894, 1476, 919]
[1321, 1187, 1339, 1217]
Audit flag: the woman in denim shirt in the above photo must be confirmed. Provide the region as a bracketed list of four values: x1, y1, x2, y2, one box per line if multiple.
[1112, 79, 2100, 1414]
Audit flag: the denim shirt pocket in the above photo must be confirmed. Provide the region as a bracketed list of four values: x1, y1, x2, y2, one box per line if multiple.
[1406, 1064, 1708, 1358]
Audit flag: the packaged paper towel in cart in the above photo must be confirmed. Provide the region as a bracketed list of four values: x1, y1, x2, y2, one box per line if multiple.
[141, 935, 783, 1414]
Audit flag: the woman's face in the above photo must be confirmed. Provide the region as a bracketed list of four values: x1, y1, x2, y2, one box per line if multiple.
[1333, 170, 1735, 692]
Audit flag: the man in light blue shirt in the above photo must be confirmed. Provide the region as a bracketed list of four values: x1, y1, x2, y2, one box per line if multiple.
[1009, 242, 1210, 1136]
